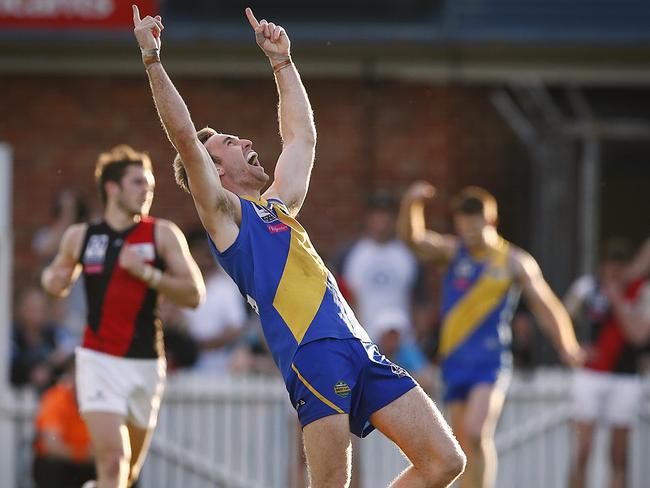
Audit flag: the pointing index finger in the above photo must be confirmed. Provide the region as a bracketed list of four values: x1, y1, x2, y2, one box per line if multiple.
[132, 4, 141, 24]
[245, 7, 259, 29]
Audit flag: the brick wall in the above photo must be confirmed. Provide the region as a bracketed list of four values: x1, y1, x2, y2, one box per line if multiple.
[0, 74, 525, 295]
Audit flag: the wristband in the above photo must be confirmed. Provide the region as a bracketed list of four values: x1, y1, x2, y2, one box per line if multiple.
[272, 58, 292, 75]
[150, 268, 163, 289]
[141, 265, 162, 289]
[141, 48, 160, 67]
[141, 265, 154, 283]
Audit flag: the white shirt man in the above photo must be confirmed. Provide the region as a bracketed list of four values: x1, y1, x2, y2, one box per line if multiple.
[183, 269, 247, 373]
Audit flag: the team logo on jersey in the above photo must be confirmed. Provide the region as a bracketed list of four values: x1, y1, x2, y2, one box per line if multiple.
[390, 363, 408, 378]
[83, 234, 109, 273]
[454, 258, 475, 278]
[251, 202, 280, 224]
[334, 381, 351, 398]
[453, 258, 475, 290]
[129, 242, 156, 262]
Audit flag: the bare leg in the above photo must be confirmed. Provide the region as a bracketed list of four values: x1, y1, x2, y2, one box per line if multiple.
[83, 412, 131, 488]
[370, 386, 466, 487]
[302, 414, 352, 488]
[291, 419, 308, 488]
[126, 423, 156, 487]
[448, 385, 506, 488]
[569, 421, 595, 488]
[610, 426, 629, 488]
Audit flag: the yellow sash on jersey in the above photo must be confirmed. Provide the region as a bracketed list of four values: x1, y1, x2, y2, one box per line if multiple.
[439, 239, 513, 359]
[251, 199, 328, 344]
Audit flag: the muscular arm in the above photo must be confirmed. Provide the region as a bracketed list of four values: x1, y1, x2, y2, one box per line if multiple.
[262, 62, 316, 215]
[244, 9, 316, 216]
[41, 224, 85, 298]
[133, 6, 240, 250]
[562, 275, 594, 320]
[513, 248, 582, 365]
[153, 220, 206, 308]
[397, 182, 456, 263]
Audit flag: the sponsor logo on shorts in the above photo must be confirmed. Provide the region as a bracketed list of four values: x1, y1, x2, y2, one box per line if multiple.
[390, 364, 408, 378]
[334, 381, 351, 398]
[295, 399, 306, 410]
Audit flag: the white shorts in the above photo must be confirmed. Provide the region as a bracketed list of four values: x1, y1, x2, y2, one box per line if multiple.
[572, 368, 642, 427]
[76, 347, 166, 429]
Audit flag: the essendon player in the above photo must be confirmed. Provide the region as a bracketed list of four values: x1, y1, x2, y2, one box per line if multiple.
[565, 239, 650, 488]
[42, 145, 205, 488]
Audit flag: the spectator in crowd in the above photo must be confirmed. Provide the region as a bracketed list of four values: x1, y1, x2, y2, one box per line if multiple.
[338, 191, 431, 342]
[33, 191, 90, 344]
[373, 309, 437, 392]
[229, 327, 279, 376]
[32, 356, 95, 488]
[183, 234, 248, 374]
[566, 238, 650, 488]
[510, 307, 536, 371]
[33, 191, 89, 264]
[11, 287, 71, 391]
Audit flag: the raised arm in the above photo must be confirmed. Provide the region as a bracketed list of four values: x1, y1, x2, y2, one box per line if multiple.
[624, 236, 650, 283]
[397, 181, 457, 263]
[41, 224, 86, 298]
[132, 5, 240, 249]
[118, 220, 205, 309]
[245, 8, 317, 216]
[605, 280, 650, 346]
[512, 248, 584, 366]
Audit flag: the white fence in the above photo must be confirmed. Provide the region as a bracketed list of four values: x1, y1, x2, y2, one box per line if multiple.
[2, 369, 650, 488]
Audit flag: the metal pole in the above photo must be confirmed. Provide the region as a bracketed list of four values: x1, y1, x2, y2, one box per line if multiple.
[0, 142, 13, 387]
[0, 142, 15, 488]
[579, 138, 601, 276]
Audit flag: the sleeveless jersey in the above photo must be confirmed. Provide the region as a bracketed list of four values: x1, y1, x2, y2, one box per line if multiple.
[78, 217, 164, 359]
[585, 278, 647, 374]
[439, 237, 520, 374]
[208, 196, 370, 379]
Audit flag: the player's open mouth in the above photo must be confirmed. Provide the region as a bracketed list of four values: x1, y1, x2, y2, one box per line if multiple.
[246, 152, 260, 167]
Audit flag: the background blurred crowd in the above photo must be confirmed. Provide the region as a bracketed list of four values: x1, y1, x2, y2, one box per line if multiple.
[11, 188, 650, 393]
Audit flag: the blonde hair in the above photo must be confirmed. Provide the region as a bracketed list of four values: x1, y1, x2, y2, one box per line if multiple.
[173, 127, 222, 194]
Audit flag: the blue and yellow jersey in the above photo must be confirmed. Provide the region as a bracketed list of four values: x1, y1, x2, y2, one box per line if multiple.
[439, 237, 521, 376]
[208, 196, 370, 379]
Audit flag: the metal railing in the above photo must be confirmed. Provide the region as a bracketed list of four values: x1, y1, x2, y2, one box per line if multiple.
[2, 369, 649, 488]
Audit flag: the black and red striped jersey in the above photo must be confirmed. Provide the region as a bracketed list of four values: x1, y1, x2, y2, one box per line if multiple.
[586, 278, 648, 375]
[78, 217, 165, 359]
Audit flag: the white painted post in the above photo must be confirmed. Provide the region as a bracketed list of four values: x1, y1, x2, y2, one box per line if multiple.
[0, 142, 15, 488]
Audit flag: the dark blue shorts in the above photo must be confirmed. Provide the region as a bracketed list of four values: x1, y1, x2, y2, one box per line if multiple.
[285, 338, 418, 438]
[443, 366, 511, 403]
